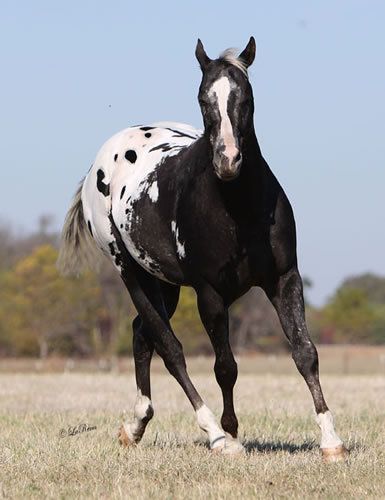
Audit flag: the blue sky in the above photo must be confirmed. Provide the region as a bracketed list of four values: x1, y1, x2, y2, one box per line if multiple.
[1, 1, 384, 305]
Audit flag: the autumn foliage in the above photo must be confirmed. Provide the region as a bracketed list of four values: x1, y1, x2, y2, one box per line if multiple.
[0, 220, 384, 357]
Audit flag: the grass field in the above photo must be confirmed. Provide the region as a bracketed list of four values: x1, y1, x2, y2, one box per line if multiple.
[1, 353, 384, 499]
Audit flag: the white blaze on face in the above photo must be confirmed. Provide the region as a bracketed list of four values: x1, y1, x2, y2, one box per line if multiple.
[316, 410, 343, 449]
[208, 76, 237, 161]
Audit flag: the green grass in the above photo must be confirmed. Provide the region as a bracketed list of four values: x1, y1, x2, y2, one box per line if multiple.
[0, 360, 384, 498]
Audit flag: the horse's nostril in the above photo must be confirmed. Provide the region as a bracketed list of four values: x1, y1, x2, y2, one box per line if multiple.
[234, 152, 241, 163]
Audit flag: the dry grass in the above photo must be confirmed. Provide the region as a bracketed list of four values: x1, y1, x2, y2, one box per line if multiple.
[0, 358, 384, 499]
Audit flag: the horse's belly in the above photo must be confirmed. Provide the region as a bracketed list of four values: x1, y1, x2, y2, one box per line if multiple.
[82, 122, 201, 279]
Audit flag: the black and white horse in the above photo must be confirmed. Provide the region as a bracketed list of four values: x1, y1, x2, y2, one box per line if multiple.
[58, 38, 347, 461]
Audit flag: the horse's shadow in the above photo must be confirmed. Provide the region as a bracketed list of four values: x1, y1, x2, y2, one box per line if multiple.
[193, 439, 316, 454]
[161, 437, 360, 454]
[243, 439, 316, 454]
[245, 440, 361, 454]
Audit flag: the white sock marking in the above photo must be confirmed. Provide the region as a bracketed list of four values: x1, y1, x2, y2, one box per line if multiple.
[124, 390, 153, 443]
[196, 405, 225, 449]
[316, 410, 343, 449]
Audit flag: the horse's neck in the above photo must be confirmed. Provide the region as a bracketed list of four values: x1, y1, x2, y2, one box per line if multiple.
[213, 131, 269, 219]
[229, 131, 265, 190]
[242, 131, 263, 172]
[247, 130, 262, 156]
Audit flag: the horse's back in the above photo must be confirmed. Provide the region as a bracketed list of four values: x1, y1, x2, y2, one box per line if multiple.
[82, 122, 201, 275]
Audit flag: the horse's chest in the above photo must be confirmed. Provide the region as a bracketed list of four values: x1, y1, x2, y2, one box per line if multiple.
[185, 211, 272, 293]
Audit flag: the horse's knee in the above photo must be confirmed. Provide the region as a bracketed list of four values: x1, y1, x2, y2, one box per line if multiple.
[292, 339, 319, 377]
[164, 353, 186, 377]
[133, 319, 153, 364]
[156, 338, 187, 377]
[214, 356, 238, 389]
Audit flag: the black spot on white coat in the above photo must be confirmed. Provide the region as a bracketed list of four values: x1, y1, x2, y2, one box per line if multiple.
[96, 169, 110, 196]
[125, 150, 137, 163]
[166, 127, 197, 140]
[149, 143, 174, 153]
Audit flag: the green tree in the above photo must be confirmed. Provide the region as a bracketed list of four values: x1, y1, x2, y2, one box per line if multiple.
[321, 288, 378, 343]
[0, 245, 102, 357]
[341, 273, 385, 304]
[171, 287, 210, 353]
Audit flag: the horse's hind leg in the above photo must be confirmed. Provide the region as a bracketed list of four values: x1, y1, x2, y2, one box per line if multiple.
[197, 284, 244, 454]
[268, 267, 348, 462]
[119, 262, 226, 451]
[118, 315, 154, 446]
[119, 282, 180, 446]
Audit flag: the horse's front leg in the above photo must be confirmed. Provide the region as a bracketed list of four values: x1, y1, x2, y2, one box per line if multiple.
[197, 285, 244, 454]
[268, 267, 348, 462]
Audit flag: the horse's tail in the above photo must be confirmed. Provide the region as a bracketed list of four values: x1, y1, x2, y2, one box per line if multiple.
[57, 179, 102, 276]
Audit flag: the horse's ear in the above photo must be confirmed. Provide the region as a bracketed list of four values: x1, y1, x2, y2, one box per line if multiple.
[239, 36, 256, 68]
[195, 39, 211, 71]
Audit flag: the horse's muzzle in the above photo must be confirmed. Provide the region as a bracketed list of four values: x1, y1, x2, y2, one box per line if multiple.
[213, 151, 242, 181]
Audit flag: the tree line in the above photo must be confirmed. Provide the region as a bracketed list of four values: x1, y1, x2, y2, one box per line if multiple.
[0, 218, 384, 357]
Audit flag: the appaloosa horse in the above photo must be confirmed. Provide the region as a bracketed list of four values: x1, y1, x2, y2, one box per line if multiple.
[58, 37, 347, 461]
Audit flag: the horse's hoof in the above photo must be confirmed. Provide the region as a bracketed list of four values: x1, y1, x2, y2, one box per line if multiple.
[211, 434, 245, 455]
[222, 437, 245, 455]
[210, 436, 226, 453]
[322, 444, 349, 463]
[118, 425, 136, 447]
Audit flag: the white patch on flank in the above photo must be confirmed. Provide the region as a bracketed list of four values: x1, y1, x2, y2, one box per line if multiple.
[147, 181, 159, 202]
[316, 411, 343, 449]
[196, 404, 225, 450]
[171, 220, 185, 259]
[208, 76, 237, 160]
[123, 390, 153, 443]
[82, 122, 202, 279]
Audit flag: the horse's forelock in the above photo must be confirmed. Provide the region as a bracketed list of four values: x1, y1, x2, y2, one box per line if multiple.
[218, 48, 248, 77]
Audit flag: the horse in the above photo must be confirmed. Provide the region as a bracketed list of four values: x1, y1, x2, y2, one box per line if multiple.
[58, 37, 347, 461]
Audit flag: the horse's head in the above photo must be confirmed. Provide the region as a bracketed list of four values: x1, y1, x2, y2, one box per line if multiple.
[196, 37, 256, 181]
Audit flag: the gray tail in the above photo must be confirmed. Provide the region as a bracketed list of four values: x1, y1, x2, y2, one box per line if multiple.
[57, 180, 102, 276]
